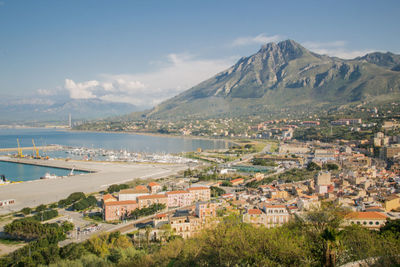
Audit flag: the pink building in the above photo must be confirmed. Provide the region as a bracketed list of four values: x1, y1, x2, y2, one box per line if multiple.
[166, 190, 192, 208]
[188, 187, 211, 203]
[104, 200, 138, 221]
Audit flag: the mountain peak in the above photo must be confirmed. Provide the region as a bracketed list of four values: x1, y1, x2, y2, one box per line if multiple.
[258, 39, 306, 61]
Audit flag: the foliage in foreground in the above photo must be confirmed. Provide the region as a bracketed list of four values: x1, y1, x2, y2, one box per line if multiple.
[2, 204, 400, 267]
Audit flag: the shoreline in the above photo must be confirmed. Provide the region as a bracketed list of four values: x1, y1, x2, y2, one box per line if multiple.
[0, 158, 188, 214]
[67, 128, 234, 143]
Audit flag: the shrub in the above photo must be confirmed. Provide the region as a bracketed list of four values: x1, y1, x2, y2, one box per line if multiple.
[20, 207, 32, 215]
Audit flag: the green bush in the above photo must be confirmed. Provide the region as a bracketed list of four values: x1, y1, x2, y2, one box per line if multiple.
[20, 207, 32, 215]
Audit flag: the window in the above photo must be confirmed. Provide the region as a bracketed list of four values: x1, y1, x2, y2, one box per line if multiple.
[357, 221, 360, 225]
[363, 221, 367, 225]
[375, 221, 380, 225]
[369, 221, 373, 225]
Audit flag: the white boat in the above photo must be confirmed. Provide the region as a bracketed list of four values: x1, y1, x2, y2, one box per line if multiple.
[40, 173, 58, 179]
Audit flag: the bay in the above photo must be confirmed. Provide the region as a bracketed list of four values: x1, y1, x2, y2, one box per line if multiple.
[0, 161, 87, 182]
[0, 128, 230, 181]
[0, 128, 230, 153]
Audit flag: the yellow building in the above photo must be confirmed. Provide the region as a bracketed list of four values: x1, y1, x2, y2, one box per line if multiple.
[383, 195, 400, 212]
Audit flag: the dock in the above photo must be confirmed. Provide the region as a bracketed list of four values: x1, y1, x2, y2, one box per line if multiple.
[0, 145, 61, 152]
[0, 157, 94, 173]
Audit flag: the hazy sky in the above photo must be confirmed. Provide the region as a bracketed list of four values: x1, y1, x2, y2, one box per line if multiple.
[0, 0, 399, 107]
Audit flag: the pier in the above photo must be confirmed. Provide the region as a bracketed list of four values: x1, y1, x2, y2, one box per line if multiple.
[0, 145, 61, 152]
[0, 157, 94, 173]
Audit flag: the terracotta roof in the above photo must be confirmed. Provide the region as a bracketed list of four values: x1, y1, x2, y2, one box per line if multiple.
[119, 187, 149, 194]
[231, 178, 244, 183]
[135, 185, 149, 190]
[155, 213, 167, 218]
[148, 182, 160, 187]
[187, 187, 209, 191]
[137, 194, 167, 200]
[103, 194, 117, 201]
[248, 209, 262, 215]
[166, 190, 189, 195]
[345, 212, 388, 220]
[105, 200, 137, 206]
[264, 205, 286, 209]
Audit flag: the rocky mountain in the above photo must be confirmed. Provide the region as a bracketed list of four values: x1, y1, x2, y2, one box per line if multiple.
[141, 40, 400, 119]
[0, 98, 139, 124]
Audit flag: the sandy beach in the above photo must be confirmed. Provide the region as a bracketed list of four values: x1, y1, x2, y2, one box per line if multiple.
[0, 157, 187, 215]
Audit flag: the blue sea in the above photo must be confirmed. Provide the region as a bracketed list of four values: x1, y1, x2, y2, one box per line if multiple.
[0, 128, 230, 181]
[0, 128, 230, 153]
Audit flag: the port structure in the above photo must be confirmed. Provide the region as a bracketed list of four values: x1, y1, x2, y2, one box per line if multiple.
[32, 139, 40, 159]
[16, 138, 24, 158]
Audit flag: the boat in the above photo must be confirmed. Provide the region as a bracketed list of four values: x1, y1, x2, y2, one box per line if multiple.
[0, 175, 10, 185]
[40, 172, 58, 179]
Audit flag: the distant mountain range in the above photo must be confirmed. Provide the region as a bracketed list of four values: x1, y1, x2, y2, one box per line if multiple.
[138, 40, 400, 120]
[0, 98, 139, 124]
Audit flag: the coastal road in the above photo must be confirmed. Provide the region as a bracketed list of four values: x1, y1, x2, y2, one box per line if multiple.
[0, 158, 187, 215]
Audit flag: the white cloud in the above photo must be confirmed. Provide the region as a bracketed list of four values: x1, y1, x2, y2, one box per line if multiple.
[232, 33, 284, 47]
[64, 79, 98, 99]
[302, 41, 372, 59]
[61, 53, 235, 107]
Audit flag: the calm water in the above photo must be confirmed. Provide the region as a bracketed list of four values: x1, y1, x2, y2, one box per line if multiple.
[0, 128, 230, 181]
[0, 128, 230, 153]
[0, 161, 87, 182]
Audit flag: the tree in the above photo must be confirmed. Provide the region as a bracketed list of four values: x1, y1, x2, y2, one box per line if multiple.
[35, 204, 47, 212]
[20, 207, 32, 215]
[307, 161, 322, 171]
[325, 163, 339, 171]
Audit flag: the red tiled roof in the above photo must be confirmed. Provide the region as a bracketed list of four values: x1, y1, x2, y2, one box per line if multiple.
[148, 182, 160, 187]
[166, 190, 189, 195]
[103, 194, 117, 201]
[231, 178, 244, 183]
[119, 188, 148, 194]
[248, 209, 262, 215]
[155, 213, 167, 218]
[135, 185, 148, 190]
[264, 205, 286, 209]
[105, 200, 137, 206]
[137, 194, 167, 200]
[345, 212, 388, 220]
[187, 187, 209, 191]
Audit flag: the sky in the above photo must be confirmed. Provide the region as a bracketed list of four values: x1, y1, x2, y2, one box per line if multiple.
[0, 0, 399, 108]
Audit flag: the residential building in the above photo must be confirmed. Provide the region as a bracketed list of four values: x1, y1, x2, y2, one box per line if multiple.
[195, 202, 217, 223]
[153, 213, 169, 228]
[263, 205, 291, 228]
[169, 212, 202, 239]
[297, 195, 320, 211]
[188, 187, 211, 203]
[148, 182, 162, 194]
[315, 171, 332, 186]
[166, 190, 192, 208]
[383, 195, 400, 212]
[137, 194, 168, 209]
[344, 212, 388, 230]
[104, 200, 138, 221]
[231, 178, 244, 186]
[242, 209, 267, 227]
[302, 121, 320, 126]
[119, 186, 149, 201]
[102, 194, 117, 206]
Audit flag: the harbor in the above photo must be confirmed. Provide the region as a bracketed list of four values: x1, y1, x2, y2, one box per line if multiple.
[0, 157, 188, 214]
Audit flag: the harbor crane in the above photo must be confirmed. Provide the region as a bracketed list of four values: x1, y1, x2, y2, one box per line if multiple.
[16, 138, 24, 158]
[32, 139, 40, 159]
